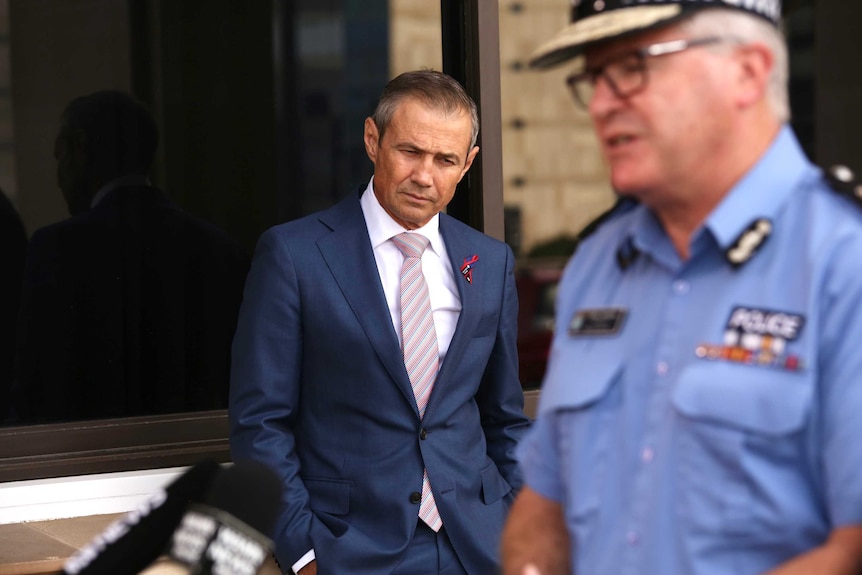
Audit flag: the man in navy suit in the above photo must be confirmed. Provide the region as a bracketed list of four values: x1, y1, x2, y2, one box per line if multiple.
[229, 70, 530, 574]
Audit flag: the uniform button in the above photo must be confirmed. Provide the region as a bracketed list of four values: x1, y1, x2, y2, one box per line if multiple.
[626, 531, 640, 545]
[419, 429, 427, 440]
[656, 361, 669, 376]
[673, 280, 690, 295]
[409, 491, 422, 504]
[641, 447, 654, 462]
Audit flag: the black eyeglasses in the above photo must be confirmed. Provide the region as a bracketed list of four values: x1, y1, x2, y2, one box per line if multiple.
[566, 36, 728, 108]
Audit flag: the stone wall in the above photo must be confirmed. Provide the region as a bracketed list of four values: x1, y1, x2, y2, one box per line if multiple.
[499, 1, 614, 255]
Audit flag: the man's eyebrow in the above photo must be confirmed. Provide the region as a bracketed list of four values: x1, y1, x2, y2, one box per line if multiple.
[392, 139, 421, 150]
[393, 140, 462, 163]
[436, 151, 461, 163]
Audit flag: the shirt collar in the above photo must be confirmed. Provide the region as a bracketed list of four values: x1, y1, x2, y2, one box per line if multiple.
[90, 174, 151, 208]
[624, 125, 813, 260]
[360, 176, 443, 255]
[705, 125, 812, 250]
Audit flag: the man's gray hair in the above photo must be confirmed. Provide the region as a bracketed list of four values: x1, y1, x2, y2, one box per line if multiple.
[371, 69, 480, 152]
[681, 8, 790, 122]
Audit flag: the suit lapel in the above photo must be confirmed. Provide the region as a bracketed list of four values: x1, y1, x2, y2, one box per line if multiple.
[316, 192, 416, 408]
[434, 215, 482, 390]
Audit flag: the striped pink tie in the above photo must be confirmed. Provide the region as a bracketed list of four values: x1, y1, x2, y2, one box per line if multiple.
[392, 232, 442, 532]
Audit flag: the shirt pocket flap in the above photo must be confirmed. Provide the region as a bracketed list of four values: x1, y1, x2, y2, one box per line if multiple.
[538, 346, 624, 414]
[672, 363, 812, 435]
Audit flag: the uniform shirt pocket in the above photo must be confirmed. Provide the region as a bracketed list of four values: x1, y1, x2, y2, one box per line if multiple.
[670, 362, 815, 546]
[539, 343, 624, 414]
[541, 344, 625, 518]
[672, 362, 812, 435]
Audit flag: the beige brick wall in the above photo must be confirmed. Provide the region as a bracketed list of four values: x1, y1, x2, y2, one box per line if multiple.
[389, 0, 442, 74]
[499, 0, 614, 254]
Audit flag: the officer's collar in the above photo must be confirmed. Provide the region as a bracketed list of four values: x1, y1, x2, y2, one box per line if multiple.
[705, 125, 808, 260]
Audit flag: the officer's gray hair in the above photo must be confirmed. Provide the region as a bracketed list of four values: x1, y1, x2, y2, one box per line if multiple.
[680, 8, 790, 123]
[371, 69, 480, 152]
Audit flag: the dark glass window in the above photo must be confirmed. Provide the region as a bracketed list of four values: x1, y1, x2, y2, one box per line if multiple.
[0, 0, 502, 481]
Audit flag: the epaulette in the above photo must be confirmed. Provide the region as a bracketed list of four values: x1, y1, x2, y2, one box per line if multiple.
[572, 197, 639, 255]
[825, 165, 862, 209]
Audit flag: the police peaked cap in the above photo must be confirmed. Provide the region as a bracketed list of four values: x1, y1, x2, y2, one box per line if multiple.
[529, 0, 783, 70]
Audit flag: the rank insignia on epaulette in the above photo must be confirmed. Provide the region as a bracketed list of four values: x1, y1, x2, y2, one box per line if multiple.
[615, 236, 640, 271]
[826, 164, 862, 208]
[725, 218, 772, 268]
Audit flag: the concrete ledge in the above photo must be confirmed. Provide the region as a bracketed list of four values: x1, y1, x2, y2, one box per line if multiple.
[0, 467, 185, 525]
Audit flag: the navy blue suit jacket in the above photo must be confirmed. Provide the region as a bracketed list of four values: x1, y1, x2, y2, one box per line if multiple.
[229, 189, 530, 574]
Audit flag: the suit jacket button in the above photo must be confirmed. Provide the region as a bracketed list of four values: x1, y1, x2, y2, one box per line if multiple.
[410, 491, 422, 504]
[419, 429, 427, 440]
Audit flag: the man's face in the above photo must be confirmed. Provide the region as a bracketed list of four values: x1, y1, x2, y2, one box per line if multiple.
[364, 98, 479, 230]
[54, 122, 90, 216]
[584, 25, 737, 206]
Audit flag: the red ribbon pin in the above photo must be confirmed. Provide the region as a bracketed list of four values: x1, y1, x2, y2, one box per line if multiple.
[460, 255, 479, 284]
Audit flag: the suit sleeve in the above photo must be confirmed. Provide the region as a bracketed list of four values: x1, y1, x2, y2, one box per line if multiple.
[228, 228, 314, 568]
[476, 243, 531, 493]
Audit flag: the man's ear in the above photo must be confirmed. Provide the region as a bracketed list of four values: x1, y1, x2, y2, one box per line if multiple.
[458, 146, 480, 182]
[72, 128, 89, 152]
[68, 128, 91, 166]
[734, 42, 773, 109]
[363, 117, 379, 163]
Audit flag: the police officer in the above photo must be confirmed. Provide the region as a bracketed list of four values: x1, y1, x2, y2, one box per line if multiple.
[501, 1, 862, 574]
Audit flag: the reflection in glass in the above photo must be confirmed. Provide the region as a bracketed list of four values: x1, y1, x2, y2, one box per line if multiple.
[11, 91, 250, 424]
[1, 0, 444, 428]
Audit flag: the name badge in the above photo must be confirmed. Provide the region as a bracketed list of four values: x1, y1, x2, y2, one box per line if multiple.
[569, 307, 628, 336]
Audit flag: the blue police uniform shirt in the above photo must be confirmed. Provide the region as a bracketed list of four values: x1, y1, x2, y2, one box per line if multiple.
[519, 125, 862, 575]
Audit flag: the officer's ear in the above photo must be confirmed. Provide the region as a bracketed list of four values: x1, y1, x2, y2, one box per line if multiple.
[732, 42, 773, 109]
[72, 128, 89, 152]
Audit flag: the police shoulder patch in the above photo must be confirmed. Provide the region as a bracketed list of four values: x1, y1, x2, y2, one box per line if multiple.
[825, 164, 862, 209]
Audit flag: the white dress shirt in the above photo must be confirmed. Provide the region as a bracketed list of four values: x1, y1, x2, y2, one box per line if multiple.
[360, 177, 462, 362]
[89, 174, 152, 208]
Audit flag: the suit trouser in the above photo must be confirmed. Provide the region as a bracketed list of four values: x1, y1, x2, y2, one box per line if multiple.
[390, 519, 469, 575]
